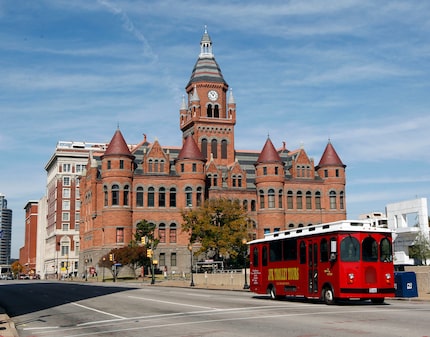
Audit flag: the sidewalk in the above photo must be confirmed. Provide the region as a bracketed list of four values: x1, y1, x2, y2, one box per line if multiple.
[0, 308, 18, 337]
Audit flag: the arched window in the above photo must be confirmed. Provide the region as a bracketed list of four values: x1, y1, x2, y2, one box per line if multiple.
[340, 191, 344, 209]
[104, 186, 108, 206]
[329, 191, 337, 209]
[214, 105, 219, 118]
[169, 187, 176, 207]
[362, 237, 378, 262]
[320, 238, 329, 262]
[158, 223, 166, 243]
[148, 159, 153, 172]
[380, 238, 393, 262]
[169, 223, 177, 243]
[196, 186, 202, 206]
[296, 191, 303, 209]
[315, 191, 321, 209]
[154, 159, 159, 172]
[207, 104, 213, 117]
[278, 189, 283, 208]
[201, 138, 208, 158]
[340, 236, 360, 262]
[211, 139, 218, 158]
[251, 200, 256, 211]
[185, 186, 192, 207]
[268, 189, 275, 208]
[287, 191, 293, 209]
[159, 187, 166, 207]
[259, 190, 265, 209]
[123, 185, 129, 206]
[243, 200, 248, 211]
[306, 191, 312, 209]
[253, 247, 259, 267]
[160, 160, 165, 172]
[221, 139, 227, 159]
[111, 184, 119, 206]
[238, 175, 242, 188]
[148, 187, 155, 207]
[232, 175, 236, 187]
[213, 174, 218, 187]
[136, 186, 144, 207]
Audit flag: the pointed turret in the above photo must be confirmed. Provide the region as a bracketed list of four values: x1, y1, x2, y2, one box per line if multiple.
[103, 128, 133, 158]
[177, 136, 205, 161]
[316, 141, 345, 169]
[256, 137, 282, 164]
[228, 88, 235, 104]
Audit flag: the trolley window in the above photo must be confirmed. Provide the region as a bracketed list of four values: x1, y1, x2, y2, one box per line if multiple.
[320, 238, 329, 262]
[283, 238, 297, 261]
[362, 236, 378, 262]
[340, 236, 360, 262]
[299, 241, 306, 264]
[380, 237, 393, 262]
[270, 240, 282, 262]
[252, 247, 259, 267]
[262, 246, 268, 266]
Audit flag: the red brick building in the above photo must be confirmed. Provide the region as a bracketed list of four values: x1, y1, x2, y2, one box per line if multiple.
[79, 28, 346, 275]
[19, 201, 38, 276]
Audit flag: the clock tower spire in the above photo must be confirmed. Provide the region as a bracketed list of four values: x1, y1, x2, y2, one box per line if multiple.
[180, 27, 236, 166]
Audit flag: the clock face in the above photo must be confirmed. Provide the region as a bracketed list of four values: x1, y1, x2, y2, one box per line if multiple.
[208, 90, 218, 101]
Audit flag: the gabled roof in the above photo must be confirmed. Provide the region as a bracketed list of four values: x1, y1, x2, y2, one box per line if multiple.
[317, 141, 345, 168]
[256, 138, 282, 164]
[103, 129, 133, 157]
[177, 136, 205, 161]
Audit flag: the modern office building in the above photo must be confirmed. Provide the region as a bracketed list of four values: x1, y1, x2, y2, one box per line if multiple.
[0, 193, 12, 266]
[41, 141, 107, 278]
[78, 28, 347, 276]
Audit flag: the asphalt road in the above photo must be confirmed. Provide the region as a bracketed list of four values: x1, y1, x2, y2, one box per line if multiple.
[0, 280, 429, 337]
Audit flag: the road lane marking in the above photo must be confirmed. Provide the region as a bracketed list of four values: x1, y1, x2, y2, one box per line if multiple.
[127, 295, 219, 310]
[72, 302, 126, 319]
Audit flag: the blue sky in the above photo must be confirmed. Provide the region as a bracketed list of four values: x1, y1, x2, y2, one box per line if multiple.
[1, 0, 430, 258]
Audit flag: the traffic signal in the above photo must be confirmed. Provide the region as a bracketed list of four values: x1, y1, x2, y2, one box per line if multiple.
[146, 249, 153, 258]
[109, 254, 113, 261]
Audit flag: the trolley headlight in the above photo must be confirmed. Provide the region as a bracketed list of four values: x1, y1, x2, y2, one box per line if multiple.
[348, 273, 355, 284]
[385, 273, 391, 283]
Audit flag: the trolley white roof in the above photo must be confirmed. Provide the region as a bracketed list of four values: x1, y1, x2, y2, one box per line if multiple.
[248, 220, 393, 245]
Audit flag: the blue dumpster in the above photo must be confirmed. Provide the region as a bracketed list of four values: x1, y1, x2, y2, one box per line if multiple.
[394, 271, 418, 298]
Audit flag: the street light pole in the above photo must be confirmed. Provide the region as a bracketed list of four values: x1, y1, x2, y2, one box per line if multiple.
[84, 259, 88, 281]
[150, 240, 155, 285]
[242, 238, 249, 289]
[102, 257, 105, 282]
[188, 244, 195, 287]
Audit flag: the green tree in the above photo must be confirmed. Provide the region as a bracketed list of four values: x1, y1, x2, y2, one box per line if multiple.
[135, 219, 159, 249]
[409, 232, 430, 265]
[181, 198, 249, 268]
[134, 219, 160, 283]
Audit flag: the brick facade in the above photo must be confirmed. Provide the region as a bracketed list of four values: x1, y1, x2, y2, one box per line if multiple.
[78, 29, 347, 276]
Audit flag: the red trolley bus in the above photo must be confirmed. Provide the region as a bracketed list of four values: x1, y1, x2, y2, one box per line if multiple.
[248, 220, 395, 304]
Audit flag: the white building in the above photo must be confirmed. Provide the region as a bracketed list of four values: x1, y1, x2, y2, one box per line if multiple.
[386, 198, 429, 265]
[361, 198, 429, 265]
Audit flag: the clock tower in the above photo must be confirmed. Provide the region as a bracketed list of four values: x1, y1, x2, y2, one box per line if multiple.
[180, 27, 236, 166]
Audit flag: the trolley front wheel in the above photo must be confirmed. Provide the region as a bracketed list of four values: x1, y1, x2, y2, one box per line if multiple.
[322, 287, 335, 305]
